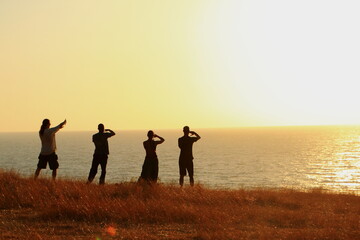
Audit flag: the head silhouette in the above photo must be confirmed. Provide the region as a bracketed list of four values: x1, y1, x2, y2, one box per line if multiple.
[147, 130, 154, 139]
[98, 124, 105, 133]
[42, 119, 50, 127]
[39, 119, 50, 135]
[183, 126, 190, 136]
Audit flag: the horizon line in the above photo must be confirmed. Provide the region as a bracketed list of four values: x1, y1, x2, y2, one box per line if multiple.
[1, 123, 359, 133]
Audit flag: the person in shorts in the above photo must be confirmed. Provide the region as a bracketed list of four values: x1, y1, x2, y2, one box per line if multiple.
[35, 119, 67, 180]
[87, 124, 115, 184]
[178, 126, 201, 186]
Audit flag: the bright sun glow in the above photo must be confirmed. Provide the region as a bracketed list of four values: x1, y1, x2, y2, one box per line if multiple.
[194, 0, 360, 127]
[0, 0, 359, 131]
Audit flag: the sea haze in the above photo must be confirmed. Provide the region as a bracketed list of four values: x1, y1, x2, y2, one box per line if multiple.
[0, 126, 359, 194]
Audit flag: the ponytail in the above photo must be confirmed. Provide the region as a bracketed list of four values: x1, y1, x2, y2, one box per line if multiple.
[39, 119, 50, 136]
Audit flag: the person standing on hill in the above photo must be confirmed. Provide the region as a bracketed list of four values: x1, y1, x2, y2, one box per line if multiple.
[35, 119, 67, 180]
[178, 126, 201, 187]
[139, 130, 165, 183]
[87, 124, 115, 184]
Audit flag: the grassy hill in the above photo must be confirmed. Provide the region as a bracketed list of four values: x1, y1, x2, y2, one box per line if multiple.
[0, 170, 359, 240]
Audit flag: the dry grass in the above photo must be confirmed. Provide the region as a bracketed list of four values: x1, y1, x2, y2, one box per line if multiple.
[0, 170, 359, 240]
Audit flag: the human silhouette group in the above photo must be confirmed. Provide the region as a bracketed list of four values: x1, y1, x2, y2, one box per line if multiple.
[35, 119, 201, 186]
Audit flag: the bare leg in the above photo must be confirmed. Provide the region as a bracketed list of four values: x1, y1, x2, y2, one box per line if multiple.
[99, 158, 107, 185]
[179, 175, 184, 187]
[34, 168, 41, 179]
[52, 169, 57, 180]
[190, 176, 194, 187]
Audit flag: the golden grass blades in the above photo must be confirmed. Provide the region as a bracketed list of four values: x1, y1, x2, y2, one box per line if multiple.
[0, 170, 359, 240]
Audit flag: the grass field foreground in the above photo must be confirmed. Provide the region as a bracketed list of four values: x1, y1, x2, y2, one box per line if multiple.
[0, 171, 359, 240]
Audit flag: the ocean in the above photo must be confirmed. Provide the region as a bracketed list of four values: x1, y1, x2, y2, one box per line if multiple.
[0, 126, 359, 194]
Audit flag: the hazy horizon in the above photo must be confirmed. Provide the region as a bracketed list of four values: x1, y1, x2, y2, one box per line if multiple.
[1, 123, 359, 133]
[1, 124, 359, 193]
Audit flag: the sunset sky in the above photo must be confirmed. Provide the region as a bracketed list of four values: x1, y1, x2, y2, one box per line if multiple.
[1, 0, 360, 132]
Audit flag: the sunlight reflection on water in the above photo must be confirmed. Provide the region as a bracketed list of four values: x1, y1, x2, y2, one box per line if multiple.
[0, 126, 359, 194]
[303, 129, 360, 193]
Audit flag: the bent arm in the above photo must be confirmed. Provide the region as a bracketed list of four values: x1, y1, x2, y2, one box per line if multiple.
[190, 131, 201, 141]
[105, 129, 116, 137]
[154, 134, 165, 144]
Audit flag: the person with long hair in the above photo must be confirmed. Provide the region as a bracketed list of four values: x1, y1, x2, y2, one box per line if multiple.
[139, 130, 165, 183]
[35, 119, 66, 180]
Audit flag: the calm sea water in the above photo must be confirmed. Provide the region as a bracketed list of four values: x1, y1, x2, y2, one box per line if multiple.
[0, 126, 359, 194]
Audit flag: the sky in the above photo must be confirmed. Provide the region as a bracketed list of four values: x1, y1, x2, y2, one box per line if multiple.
[1, 0, 360, 132]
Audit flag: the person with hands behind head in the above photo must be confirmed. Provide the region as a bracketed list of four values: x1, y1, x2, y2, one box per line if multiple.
[139, 130, 165, 183]
[178, 126, 201, 187]
[87, 124, 115, 184]
[35, 119, 67, 180]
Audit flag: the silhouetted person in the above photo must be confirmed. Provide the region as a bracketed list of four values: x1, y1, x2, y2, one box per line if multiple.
[139, 130, 165, 183]
[35, 119, 67, 180]
[87, 124, 115, 184]
[178, 126, 201, 186]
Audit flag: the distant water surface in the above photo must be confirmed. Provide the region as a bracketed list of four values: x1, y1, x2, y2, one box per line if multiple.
[0, 126, 359, 194]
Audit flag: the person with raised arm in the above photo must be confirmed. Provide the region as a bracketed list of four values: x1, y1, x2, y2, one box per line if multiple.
[35, 119, 67, 180]
[178, 126, 201, 187]
[87, 124, 115, 184]
[139, 130, 165, 183]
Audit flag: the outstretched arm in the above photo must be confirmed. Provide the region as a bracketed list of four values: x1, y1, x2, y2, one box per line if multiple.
[51, 119, 66, 133]
[59, 119, 67, 128]
[154, 134, 165, 144]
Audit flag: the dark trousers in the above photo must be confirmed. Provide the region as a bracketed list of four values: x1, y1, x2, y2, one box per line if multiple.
[88, 154, 108, 184]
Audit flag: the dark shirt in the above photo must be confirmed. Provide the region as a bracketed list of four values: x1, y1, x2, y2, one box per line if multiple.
[178, 136, 198, 161]
[143, 140, 160, 158]
[93, 132, 114, 155]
